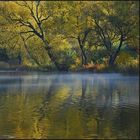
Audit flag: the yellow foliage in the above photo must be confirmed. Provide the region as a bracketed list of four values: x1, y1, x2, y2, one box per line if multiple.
[70, 64, 77, 70]
[50, 35, 71, 51]
[7, 2, 29, 17]
[75, 58, 81, 65]
[70, 58, 81, 70]
[116, 52, 132, 65]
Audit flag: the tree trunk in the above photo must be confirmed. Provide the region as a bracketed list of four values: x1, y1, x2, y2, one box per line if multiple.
[21, 35, 41, 66]
[109, 52, 120, 66]
[109, 55, 115, 66]
[43, 40, 66, 71]
[108, 34, 124, 66]
[78, 36, 88, 65]
[80, 45, 87, 65]
[17, 53, 22, 65]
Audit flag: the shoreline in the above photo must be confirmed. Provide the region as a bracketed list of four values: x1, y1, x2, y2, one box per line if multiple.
[0, 67, 139, 76]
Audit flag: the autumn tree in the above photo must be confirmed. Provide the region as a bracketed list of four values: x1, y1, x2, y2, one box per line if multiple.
[4, 1, 69, 70]
[57, 1, 93, 65]
[0, 1, 139, 70]
[89, 1, 139, 66]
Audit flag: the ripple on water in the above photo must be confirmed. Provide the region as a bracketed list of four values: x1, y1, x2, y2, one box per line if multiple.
[0, 73, 139, 139]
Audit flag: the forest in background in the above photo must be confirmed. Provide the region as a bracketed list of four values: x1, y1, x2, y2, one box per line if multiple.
[0, 1, 139, 73]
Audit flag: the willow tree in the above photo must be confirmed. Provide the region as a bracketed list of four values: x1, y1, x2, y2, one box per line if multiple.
[4, 1, 67, 70]
[57, 1, 93, 65]
[89, 1, 139, 66]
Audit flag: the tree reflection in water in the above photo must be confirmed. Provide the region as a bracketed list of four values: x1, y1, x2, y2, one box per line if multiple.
[0, 73, 139, 139]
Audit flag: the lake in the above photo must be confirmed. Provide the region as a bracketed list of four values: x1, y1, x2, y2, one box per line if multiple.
[0, 72, 139, 139]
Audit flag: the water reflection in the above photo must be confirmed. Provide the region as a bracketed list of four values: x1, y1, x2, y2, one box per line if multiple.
[0, 72, 139, 139]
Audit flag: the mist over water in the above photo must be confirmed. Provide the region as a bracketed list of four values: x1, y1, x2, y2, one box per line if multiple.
[0, 72, 139, 139]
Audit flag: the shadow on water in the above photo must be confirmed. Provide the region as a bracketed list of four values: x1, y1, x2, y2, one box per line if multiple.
[0, 72, 139, 139]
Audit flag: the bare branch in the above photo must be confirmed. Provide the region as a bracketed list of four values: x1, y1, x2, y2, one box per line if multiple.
[20, 30, 34, 34]
[26, 34, 35, 41]
[36, 0, 40, 21]
[60, 33, 78, 40]
[20, 33, 41, 66]
[40, 15, 51, 23]
[81, 28, 91, 45]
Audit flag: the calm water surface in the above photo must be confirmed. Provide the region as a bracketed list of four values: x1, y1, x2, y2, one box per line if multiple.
[0, 72, 139, 139]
